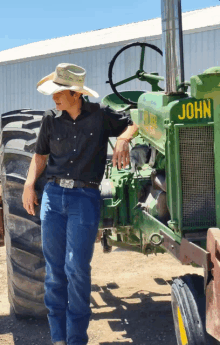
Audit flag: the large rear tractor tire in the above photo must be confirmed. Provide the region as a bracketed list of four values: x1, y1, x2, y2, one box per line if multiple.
[1, 109, 48, 318]
[171, 274, 219, 345]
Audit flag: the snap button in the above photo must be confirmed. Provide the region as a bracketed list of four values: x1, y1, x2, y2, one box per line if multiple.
[74, 149, 76, 151]
[90, 133, 93, 135]
[67, 173, 69, 176]
[74, 136, 76, 138]
[70, 161, 73, 163]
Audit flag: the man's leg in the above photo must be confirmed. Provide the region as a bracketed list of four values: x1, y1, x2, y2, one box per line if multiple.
[41, 182, 68, 343]
[65, 188, 101, 345]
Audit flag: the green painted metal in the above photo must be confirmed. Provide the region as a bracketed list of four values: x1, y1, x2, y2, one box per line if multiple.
[110, 166, 152, 227]
[137, 92, 185, 154]
[190, 70, 220, 228]
[169, 97, 214, 124]
[135, 90, 216, 236]
[137, 93, 213, 154]
[114, 76, 137, 88]
[173, 122, 214, 232]
[138, 72, 164, 92]
[154, 152, 166, 170]
[99, 66, 220, 264]
[99, 198, 116, 229]
[102, 91, 145, 112]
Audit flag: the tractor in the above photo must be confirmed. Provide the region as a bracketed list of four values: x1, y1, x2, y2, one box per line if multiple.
[0, 0, 220, 344]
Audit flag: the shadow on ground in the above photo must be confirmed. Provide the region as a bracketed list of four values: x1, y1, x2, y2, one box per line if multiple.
[0, 313, 50, 345]
[0, 278, 176, 345]
[90, 277, 176, 345]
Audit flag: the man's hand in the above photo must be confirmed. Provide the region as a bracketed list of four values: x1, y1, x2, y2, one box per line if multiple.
[22, 184, 39, 216]
[112, 139, 130, 170]
[21, 153, 48, 216]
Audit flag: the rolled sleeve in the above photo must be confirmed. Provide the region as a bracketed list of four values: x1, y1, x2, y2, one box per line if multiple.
[103, 105, 133, 137]
[35, 114, 50, 155]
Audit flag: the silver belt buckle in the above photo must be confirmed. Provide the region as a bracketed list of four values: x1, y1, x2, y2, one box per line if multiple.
[60, 179, 75, 188]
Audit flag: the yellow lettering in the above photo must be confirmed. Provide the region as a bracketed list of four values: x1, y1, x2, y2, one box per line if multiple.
[187, 103, 194, 120]
[178, 100, 212, 121]
[178, 104, 186, 120]
[144, 111, 149, 126]
[150, 113, 158, 128]
[203, 99, 211, 118]
[194, 101, 203, 119]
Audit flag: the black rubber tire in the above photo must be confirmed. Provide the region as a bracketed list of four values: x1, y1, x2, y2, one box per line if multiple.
[1, 109, 48, 318]
[171, 274, 218, 345]
[101, 232, 112, 254]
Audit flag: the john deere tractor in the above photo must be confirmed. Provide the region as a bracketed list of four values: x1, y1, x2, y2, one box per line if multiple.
[1, 0, 220, 344]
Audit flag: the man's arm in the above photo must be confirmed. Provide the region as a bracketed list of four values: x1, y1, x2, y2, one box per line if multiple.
[22, 153, 48, 216]
[112, 123, 139, 170]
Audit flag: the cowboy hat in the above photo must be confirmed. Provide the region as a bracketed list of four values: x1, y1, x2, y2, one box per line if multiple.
[37, 63, 99, 98]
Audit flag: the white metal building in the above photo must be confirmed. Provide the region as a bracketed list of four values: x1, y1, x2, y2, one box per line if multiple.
[0, 6, 219, 114]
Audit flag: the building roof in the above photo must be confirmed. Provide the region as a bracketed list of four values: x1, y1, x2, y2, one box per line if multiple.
[0, 6, 219, 64]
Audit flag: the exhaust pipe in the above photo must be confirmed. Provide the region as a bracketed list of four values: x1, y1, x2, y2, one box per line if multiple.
[161, 0, 185, 93]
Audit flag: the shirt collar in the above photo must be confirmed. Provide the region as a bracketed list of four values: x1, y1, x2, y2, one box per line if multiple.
[54, 110, 63, 118]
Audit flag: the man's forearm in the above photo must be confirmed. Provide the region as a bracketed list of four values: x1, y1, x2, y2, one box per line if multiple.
[117, 123, 139, 142]
[25, 153, 48, 187]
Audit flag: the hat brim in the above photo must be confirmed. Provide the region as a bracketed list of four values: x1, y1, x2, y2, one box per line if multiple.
[37, 80, 99, 98]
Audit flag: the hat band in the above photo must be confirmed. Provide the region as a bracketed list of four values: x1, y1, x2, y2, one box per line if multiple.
[53, 76, 84, 87]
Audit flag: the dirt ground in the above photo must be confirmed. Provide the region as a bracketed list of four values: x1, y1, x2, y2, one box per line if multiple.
[0, 243, 203, 345]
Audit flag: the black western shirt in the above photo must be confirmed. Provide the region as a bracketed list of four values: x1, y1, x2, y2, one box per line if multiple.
[35, 100, 133, 184]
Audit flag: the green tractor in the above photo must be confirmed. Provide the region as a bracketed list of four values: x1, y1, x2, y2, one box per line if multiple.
[1, 0, 220, 344]
[98, 0, 220, 342]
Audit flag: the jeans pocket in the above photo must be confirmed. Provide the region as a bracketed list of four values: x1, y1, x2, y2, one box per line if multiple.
[44, 181, 53, 192]
[79, 191, 101, 226]
[81, 187, 101, 199]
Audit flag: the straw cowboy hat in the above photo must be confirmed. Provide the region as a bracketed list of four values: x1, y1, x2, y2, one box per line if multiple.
[37, 63, 99, 98]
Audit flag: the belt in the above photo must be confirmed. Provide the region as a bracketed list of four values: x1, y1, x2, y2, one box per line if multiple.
[48, 178, 100, 190]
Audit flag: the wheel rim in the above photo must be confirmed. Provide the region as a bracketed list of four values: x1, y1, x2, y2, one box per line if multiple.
[177, 306, 188, 345]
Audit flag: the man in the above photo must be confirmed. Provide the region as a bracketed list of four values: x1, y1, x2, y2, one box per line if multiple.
[22, 63, 138, 345]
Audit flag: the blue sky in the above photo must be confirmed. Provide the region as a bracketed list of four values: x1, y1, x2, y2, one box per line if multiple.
[0, 0, 219, 52]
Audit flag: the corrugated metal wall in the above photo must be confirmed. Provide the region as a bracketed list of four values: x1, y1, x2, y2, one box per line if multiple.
[0, 27, 219, 114]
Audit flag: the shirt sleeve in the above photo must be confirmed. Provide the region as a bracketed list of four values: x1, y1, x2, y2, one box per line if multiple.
[35, 114, 50, 155]
[102, 105, 133, 137]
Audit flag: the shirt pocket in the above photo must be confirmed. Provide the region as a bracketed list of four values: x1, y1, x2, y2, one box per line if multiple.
[50, 133, 71, 156]
[77, 128, 96, 152]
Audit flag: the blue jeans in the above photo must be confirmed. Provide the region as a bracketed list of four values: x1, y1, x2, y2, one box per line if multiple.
[40, 182, 101, 345]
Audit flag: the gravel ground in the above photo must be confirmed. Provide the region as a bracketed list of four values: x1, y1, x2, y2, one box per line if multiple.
[0, 243, 203, 345]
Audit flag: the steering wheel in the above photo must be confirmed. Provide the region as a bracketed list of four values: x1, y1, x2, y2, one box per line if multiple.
[108, 42, 163, 106]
